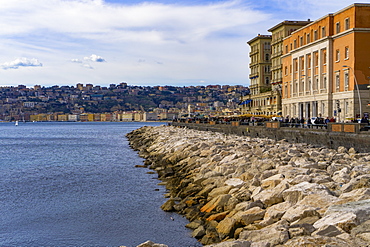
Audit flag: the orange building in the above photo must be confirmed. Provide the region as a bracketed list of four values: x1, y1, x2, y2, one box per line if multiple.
[282, 3, 370, 121]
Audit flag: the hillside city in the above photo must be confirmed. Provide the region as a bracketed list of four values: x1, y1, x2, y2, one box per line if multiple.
[0, 83, 250, 122]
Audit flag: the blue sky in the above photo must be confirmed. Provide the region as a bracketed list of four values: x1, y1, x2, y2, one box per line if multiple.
[0, 0, 369, 87]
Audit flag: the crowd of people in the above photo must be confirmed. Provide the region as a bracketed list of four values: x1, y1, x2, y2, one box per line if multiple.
[175, 115, 370, 127]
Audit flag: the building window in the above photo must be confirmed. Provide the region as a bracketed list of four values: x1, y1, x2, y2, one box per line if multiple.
[345, 18, 350, 30]
[285, 85, 288, 98]
[322, 26, 326, 37]
[322, 49, 327, 64]
[285, 45, 288, 54]
[300, 36, 303, 46]
[307, 33, 310, 43]
[294, 59, 298, 72]
[336, 22, 340, 34]
[335, 74, 340, 91]
[322, 75, 327, 89]
[265, 54, 270, 61]
[285, 66, 288, 76]
[314, 30, 318, 41]
[307, 55, 311, 69]
[294, 40, 297, 49]
[335, 49, 340, 62]
[344, 72, 349, 90]
[264, 65, 270, 73]
[345, 46, 349, 59]
[300, 57, 305, 71]
[314, 52, 319, 67]
[265, 77, 270, 84]
[322, 103, 325, 115]
[295, 80, 298, 93]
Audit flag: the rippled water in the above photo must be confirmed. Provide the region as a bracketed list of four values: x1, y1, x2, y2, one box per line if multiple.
[0, 122, 200, 247]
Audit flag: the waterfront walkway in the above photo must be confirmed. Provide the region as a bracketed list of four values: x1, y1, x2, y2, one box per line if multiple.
[171, 120, 370, 153]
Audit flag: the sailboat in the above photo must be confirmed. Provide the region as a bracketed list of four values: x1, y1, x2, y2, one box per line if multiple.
[15, 121, 18, 126]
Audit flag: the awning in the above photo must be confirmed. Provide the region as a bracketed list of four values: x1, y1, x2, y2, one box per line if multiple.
[239, 99, 252, 105]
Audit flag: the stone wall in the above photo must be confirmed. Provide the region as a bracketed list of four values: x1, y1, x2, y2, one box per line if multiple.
[171, 122, 370, 153]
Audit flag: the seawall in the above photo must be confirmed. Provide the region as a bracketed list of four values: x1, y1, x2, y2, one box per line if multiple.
[171, 122, 370, 153]
[127, 125, 370, 247]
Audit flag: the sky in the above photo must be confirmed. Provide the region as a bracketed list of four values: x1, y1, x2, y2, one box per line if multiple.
[0, 0, 369, 87]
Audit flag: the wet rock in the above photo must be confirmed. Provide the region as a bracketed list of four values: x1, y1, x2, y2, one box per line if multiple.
[192, 225, 206, 239]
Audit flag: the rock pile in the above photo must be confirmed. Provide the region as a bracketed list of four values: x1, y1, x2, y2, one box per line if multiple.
[127, 125, 370, 247]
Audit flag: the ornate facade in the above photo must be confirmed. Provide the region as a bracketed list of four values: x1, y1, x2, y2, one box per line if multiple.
[240, 35, 274, 115]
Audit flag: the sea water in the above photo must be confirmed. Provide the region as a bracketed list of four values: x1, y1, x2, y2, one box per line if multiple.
[0, 122, 200, 247]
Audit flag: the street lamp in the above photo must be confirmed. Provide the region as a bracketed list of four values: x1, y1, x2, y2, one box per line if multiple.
[343, 65, 362, 120]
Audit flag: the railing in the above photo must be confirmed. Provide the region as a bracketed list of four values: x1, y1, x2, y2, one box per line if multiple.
[280, 122, 328, 129]
[175, 119, 370, 132]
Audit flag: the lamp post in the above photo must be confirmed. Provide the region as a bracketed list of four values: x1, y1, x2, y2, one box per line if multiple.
[343, 65, 362, 120]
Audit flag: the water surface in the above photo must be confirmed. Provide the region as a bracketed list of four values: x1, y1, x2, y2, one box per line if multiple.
[0, 122, 200, 247]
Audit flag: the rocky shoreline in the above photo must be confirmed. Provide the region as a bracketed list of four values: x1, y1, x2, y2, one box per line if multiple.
[126, 125, 370, 247]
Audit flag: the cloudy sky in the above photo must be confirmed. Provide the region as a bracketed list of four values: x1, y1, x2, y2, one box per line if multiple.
[0, 0, 368, 87]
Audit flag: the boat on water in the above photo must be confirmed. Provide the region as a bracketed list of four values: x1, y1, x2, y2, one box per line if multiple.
[15, 121, 18, 126]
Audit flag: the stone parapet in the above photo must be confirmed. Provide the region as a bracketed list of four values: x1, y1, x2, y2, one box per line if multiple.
[171, 122, 370, 153]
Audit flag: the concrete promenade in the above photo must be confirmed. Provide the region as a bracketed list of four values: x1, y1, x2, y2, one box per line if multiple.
[171, 121, 370, 153]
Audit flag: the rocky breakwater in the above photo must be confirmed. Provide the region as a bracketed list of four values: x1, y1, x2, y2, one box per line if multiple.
[126, 125, 370, 247]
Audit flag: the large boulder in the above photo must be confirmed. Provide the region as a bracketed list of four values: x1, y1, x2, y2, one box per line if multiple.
[260, 201, 291, 226]
[313, 212, 358, 233]
[230, 206, 266, 226]
[252, 180, 290, 207]
[296, 194, 341, 215]
[282, 182, 332, 204]
[314, 199, 370, 232]
[260, 174, 284, 189]
[341, 174, 370, 193]
[201, 194, 232, 213]
[281, 205, 320, 223]
[209, 186, 233, 198]
[282, 236, 352, 247]
[216, 217, 238, 239]
[239, 223, 289, 245]
[136, 240, 169, 247]
[205, 240, 251, 247]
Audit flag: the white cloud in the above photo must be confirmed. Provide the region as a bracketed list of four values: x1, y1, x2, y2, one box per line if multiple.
[1, 57, 43, 70]
[84, 54, 106, 62]
[71, 58, 83, 63]
[83, 64, 94, 69]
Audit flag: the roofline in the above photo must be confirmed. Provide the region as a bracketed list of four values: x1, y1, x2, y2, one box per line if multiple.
[334, 3, 370, 15]
[288, 3, 370, 36]
[247, 34, 272, 44]
[268, 20, 312, 32]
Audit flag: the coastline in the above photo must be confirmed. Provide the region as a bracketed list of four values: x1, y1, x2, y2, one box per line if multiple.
[127, 125, 370, 246]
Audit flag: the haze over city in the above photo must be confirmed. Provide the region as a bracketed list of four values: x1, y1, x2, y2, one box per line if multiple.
[1, 0, 369, 87]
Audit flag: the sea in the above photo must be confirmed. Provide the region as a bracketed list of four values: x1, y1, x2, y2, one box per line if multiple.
[0, 122, 201, 247]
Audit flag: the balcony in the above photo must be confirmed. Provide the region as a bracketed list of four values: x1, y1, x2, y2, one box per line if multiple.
[250, 49, 259, 56]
